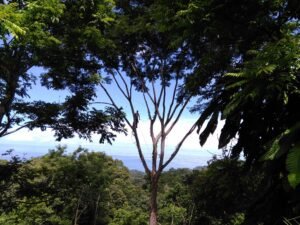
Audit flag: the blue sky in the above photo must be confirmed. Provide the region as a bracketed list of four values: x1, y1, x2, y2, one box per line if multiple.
[1, 67, 224, 170]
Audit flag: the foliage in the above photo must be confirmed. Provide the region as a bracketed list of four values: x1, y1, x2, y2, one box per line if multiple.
[159, 203, 187, 225]
[158, 168, 194, 225]
[0, 0, 125, 143]
[3, 148, 298, 225]
[186, 158, 263, 225]
[1, 0, 300, 224]
[0, 147, 148, 225]
[178, 0, 300, 222]
[108, 207, 148, 225]
[220, 22, 300, 188]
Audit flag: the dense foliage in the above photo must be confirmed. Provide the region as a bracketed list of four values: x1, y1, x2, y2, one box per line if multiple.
[176, 1, 300, 223]
[1, 0, 299, 224]
[0, 0, 126, 142]
[0, 147, 148, 225]
[3, 148, 297, 225]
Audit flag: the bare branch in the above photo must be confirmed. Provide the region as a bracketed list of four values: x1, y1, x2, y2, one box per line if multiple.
[130, 61, 157, 111]
[127, 61, 161, 145]
[1, 123, 29, 137]
[0, 112, 12, 137]
[137, 77, 163, 123]
[110, 71, 129, 99]
[115, 69, 131, 98]
[159, 59, 167, 121]
[99, 83, 132, 129]
[156, 59, 166, 115]
[100, 82, 150, 174]
[123, 73, 151, 174]
[132, 129, 151, 175]
[161, 122, 198, 171]
[149, 80, 164, 123]
[162, 81, 167, 122]
[127, 106, 151, 174]
[151, 79, 157, 104]
[143, 93, 152, 121]
[90, 101, 114, 106]
[156, 83, 164, 114]
[165, 96, 192, 136]
[167, 76, 179, 121]
[129, 81, 133, 99]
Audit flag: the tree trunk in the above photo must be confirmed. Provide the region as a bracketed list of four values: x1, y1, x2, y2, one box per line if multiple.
[149, 175, 158, 225]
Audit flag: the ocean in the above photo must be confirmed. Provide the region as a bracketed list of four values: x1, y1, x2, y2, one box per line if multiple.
[1, 142, 216, 171]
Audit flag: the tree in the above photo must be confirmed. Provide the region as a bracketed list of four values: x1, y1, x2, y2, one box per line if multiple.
[158, 168, 194, 225]
[179, 0, 300, 223]
[0, 0, 125, 143]
[100, 55, 197, 225]
[98, 1, 201, 224]
[187, 157, 263, 225]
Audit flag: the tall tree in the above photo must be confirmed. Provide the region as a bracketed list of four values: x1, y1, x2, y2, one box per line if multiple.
[99, 1, 200, 224]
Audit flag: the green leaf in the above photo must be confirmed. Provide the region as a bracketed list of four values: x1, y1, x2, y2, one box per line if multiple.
[261, 138, 281, 161]
[1, 18, 26, 38]
[199, 111, 219, 146]
[222, 95, 241, 117]
[224, 72, 243, 77]
[260, 64, 277, 75]
[226, 79, 248, 90]
[261, 128, 292, 161]
[286, 143, 300, 188]
[196, 100, 218, 134]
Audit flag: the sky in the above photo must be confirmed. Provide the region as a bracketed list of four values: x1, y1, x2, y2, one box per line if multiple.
[0, 67, 225, 170]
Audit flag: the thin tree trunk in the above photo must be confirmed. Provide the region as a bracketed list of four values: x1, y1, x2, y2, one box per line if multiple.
[93, 193, 101, 225]
[149, 175, 158, 225]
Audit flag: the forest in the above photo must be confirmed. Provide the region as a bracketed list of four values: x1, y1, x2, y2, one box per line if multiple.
[0, 0, 300, 224]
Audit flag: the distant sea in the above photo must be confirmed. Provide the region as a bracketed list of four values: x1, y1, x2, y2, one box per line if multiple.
[1, 142, 217, 171]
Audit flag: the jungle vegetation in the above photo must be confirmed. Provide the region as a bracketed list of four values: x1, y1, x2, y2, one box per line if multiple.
[0, 0, 299, 224]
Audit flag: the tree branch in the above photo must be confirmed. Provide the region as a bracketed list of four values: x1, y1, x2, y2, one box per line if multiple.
[99, 83, 132, 129]
[161, 122, 198, 171]
[115, 69, 131, 98]
[132, 128, 151, 175]
[162, 80, 167, 123]
[167, 76, 179, 121]
[100, 82, 150, 175]
[1, 123, 29, 137]
[165, 96, 191, 136]
[90, 101, 114, 106]
[110, 71, 129, 99]
[143, 93, 152, 121]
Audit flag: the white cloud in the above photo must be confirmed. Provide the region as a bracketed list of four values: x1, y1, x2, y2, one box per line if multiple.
[3, 129, 55, 143]
[2, 118, 224, 158]
[108, 117, 224, 153]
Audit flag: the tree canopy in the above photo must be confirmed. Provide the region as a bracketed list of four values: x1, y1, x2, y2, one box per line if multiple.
[0, 0, 299, 224]
[0, 0, 125, 142]
[179, 0, 300, 188]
